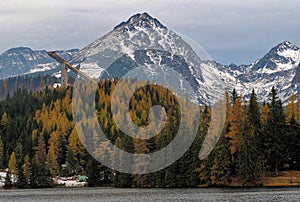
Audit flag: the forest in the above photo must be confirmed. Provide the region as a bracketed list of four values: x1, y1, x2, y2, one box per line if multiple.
[0, 76, 300, 188]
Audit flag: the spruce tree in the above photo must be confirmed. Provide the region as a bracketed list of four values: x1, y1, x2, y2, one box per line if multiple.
[286, 117, 300, 169]
[86, 158, 101, 187]
[32, 134, 52, 187]
[264, 87, 286, 175]
[237, 89, 261, 183]
[0, 112, 8, 166]
[23, 154, 31, 186]
[296, 94, 300, 124]
[209, 136, 231, 186]
[15, 143, 27, 188]
[65, 148, 80, 176]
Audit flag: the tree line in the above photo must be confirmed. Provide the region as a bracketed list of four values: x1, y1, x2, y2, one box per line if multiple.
[0, 78, 300, 188]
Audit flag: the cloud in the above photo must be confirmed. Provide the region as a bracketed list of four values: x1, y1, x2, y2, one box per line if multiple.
[0, 0, 299, 64]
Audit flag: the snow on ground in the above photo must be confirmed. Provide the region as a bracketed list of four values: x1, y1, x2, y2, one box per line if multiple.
[0, 171, 16, 187]
[25, 63, 56, 74]
[53, 177, 87, 187]
[79, 62, 104, 78]
[0, 171, 87, 188]
[0, 171, 6, 187]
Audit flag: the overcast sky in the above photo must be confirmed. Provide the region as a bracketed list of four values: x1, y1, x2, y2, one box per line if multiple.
[0, 0, 299, 64]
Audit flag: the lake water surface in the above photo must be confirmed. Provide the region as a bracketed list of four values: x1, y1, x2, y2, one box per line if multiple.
[0, 187, 300, 201]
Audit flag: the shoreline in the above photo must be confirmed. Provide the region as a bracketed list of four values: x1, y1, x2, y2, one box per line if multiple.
[2, 170, 300, 189]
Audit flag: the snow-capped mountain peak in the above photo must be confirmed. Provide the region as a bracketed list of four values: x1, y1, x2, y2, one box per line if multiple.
[273, 41, 300, 62]
[114, 12, 167, 31]
[70, 13, 300, 104]
[71, 12, 202, 67]
[274, 41, 299, 52]
[222, 41, 300, 103]
[244, 41, 300, 75]
[70, 12, 205, 83]
[0, 13, 299, 105]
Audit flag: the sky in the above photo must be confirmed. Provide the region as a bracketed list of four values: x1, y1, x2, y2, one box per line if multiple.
[0, 0, 299, 65]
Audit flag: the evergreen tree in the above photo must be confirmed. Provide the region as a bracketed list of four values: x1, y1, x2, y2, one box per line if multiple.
[23, 154, 31, 186]
[260, 102, 269, 127]
[209, 136, 231, 186]
[286, 117, 300, 169]
[32, 134, 52, 187]
[86, 158, 101, 187]
[15, 143, 27, 188]
[65, 148, 80, 176]
[231, 88, 238, 102]
[0, 112, 8, 166]
[113, 137, 132, 187]
[237, 89, 261, 183]
[264, 87, 286, 175]
[296, 94, 300, 124]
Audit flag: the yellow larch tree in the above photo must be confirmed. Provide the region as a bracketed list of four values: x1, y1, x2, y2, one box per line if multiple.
[47, 131, 60, 177]
[8, 151, 16, 182]
[285, 93, 296, 123]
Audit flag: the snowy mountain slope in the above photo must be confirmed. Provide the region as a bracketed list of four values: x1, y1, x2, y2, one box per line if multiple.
[70, 12, 230, 104]
[0, 47, 78, 79]
[70, 13, 204, 81]
[230, 41, 300, 102]
[102, 49, 204, 102]
[69, 12, 300, 104]
[0, 13, 299, 104]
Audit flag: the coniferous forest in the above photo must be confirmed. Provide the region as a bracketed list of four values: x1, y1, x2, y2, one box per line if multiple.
[0, 76, 300, 188]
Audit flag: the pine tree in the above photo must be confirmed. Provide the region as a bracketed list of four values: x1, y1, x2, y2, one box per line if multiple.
[264, 87, 286, 175]
[286, 117, 300, 169]
[209, 136, 231, 186]
[65, 148, 80, 176]
[296, 94, 300, 124]
[231, 88, 238, 102]
[237, 89, 261, 183]
[0, 112, 8, 166]
[113, 137, 132, 187]
[15, 143, 27, 188]
[196, 106, 213, 186]
[23, 154, 31, 186]
[86, 158, 101, 187]
[248, 89, 261, 129]
[261, 102, 269, 127]
[32, 134, 52, 187]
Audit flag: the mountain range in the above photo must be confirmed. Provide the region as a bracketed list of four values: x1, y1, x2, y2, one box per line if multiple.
[0, 12, 299, 104]
[0, 47, 78, 79]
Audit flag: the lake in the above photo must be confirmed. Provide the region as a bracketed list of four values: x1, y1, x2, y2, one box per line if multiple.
[0, 187, 300, 201]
